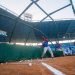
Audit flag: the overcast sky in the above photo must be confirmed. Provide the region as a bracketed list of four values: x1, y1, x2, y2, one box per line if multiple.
[0, 0, 75, 21]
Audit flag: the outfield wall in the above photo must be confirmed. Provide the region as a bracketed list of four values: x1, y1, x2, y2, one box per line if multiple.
[0, 43, 63, 63]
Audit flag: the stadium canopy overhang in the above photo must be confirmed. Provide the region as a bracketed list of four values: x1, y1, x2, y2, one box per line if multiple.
[0, 0, 75, 43]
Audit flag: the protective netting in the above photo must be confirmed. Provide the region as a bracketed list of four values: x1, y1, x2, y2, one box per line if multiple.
[0, 0, 75, 43]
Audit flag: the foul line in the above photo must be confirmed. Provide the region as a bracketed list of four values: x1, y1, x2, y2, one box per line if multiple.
[42, 62, 65, 75]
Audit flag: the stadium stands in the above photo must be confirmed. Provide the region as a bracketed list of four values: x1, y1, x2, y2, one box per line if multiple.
[0, 8, 75, 42]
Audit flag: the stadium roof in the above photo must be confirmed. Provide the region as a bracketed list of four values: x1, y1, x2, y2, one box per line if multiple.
[0, 0, 75, 43]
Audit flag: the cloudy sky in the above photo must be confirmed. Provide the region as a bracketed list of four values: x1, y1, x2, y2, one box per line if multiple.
[0, 0, 75, 21]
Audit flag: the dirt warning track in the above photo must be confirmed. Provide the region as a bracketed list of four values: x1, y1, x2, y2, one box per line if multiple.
[0, 56, 75, 75]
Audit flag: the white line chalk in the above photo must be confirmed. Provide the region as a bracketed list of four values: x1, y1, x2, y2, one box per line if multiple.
[42, 62, 65, 75]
